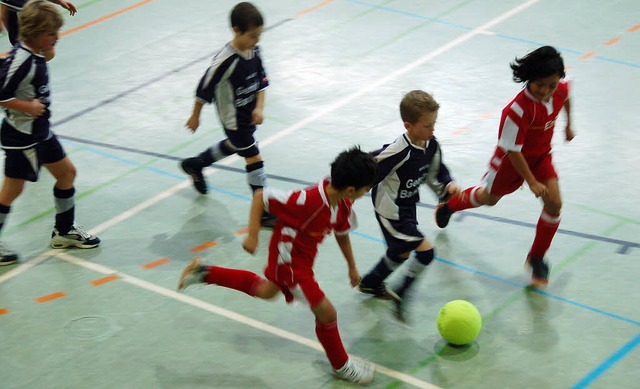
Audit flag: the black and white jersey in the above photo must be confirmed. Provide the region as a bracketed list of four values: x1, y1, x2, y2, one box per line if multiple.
[0, 1, 26, 11]
[371, 134, 453, 220]
[195, 43, 268, 131]
[0, 43, 51, 149]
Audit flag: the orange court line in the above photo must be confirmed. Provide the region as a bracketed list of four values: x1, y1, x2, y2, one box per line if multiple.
[142, 257, 170, 269]
[0, 308, 8, 315]
[190, 241, 218, 253]
[90, 274, 120, 286]
[295, 0, 335, 17]
[604, 37, 621, 46]
[61, 0, 155, 37]
[628, 24, 640, 32]
[580, 51, 597, 60]
[235, 227, 249, 235]
[35, 291, 67, 303]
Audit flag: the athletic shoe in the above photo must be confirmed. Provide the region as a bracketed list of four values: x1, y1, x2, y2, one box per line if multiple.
[177, 257, 208, 291]
[526, 256, 550, 287]
[333, 356, 375, 385]
[0, 242, 18, 266]
[181, 158, 207, 194]
[392, 296, 409, 324]
[358, 281, 400, 301]
[260, 211, 277, 228]
[434, 203, 454, 228]
[51, 225, 100, 249]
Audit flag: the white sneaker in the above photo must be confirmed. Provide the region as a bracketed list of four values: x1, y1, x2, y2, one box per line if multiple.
[177, 258, 207, 291]
[51, 225, 100, 249]
[0, 241, 18, 266]
[333, 356, 375, 385]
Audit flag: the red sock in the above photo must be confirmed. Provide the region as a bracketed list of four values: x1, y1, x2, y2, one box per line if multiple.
[315, 320, 349, 369]
[205, 266, 263, 297]
[448, 186, 482, 212]
[529, 210, 561, 259]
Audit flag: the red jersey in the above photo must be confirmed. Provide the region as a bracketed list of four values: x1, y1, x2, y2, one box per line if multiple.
[263, 179, 357, 265]
[494, 80, 569, 163]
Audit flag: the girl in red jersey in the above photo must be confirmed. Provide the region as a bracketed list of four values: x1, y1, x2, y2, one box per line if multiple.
[435, 46, 575, 287]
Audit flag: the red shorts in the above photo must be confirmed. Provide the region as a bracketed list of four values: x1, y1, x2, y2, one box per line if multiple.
[482, 153, 558, 196]
[263, 242, 325, 307]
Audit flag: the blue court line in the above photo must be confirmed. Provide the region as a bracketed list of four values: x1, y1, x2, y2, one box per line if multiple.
[347, 0, 640, 69]
[59, 135, 640, 255]
[571, 333, 640, 389]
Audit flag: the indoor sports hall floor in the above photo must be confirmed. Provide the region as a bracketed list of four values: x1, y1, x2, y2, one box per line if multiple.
[1, 0, 639, 388]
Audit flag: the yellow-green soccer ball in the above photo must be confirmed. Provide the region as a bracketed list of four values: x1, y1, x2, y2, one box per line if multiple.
[437, 300, 482, 346]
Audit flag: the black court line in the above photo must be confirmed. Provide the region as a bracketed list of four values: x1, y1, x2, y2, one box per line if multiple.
[58, 134, 639, 254]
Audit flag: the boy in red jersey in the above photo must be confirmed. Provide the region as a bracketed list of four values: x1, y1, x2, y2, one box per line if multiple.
[178, 146, 378, 385]
[435, 46, 575, 287]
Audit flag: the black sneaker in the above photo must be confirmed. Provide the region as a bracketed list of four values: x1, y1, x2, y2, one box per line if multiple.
[526, 256, 550, 287]
[435, 203, 454, 228]
[0, 242, 18, 266]
[181, 158, 207, 194]
[260, 211, 277, 228]
[358, 281, 400, 301]
[51, 225, 101, 249]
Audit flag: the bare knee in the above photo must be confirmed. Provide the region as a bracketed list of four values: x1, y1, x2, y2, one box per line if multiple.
[254, 280, 280, 300]
[544, 198, 562, 215]
[311, 298, 337, 323]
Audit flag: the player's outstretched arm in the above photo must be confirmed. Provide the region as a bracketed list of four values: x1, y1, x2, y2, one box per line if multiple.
[50, 0, 77, 15]
[335, 233, 361, 287]
[243, 189, 265, 255]
[563, 98, 575, 141]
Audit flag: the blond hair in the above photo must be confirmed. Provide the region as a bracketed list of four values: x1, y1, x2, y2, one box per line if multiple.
[399, 90, 440, 124]
[18, 0, 64, 42]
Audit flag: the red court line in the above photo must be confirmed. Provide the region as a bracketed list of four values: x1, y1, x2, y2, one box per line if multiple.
[190, 241, 218, 253]
[0, 308, 8, 315]
[580, 51, 597, 60]
[604, 37, 621, 46]
[35, 291, 67, 303]
[628, 24, 640, 32]
[142, 257, 170, 269]
[90, 274, 120, 286]
[295, 0, 335, 17]
[61, 0, 155, 37]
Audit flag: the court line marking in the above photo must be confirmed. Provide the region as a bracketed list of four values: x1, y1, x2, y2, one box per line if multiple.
[55, 251, 441, 389]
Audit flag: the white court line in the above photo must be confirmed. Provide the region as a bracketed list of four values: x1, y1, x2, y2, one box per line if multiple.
[55, 251, 442, 389]
[1, 1, 539, 384]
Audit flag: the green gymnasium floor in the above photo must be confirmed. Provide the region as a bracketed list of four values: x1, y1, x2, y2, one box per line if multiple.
[1, 0, 639, 388]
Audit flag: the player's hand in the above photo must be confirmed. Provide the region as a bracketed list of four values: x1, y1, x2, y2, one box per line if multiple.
[185, 116, 200, 133]
[27, 99, 46, 117]
[565, 125, 575, 142]
[242, 235, 258, 255]
[348, 267, 361, 288]
[251, 108, 264, 125]
[59, 1, 77, 15]
[528, 180, 548, 198]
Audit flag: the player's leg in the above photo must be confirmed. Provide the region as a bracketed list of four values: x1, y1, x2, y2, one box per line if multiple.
[0, 176, 26, 266]
[42, 137, 99, 249]
[526, 157, 561, 286]
[310, 295, 375, 384]
[392, 239, 436, 323]
[181, 139, 236, 194]
[435, 160, 519, 228]
[358, 213, 420, 301]
[177, 257, 281, 299]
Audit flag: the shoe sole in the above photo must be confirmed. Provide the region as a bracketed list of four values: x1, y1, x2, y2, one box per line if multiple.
[51, 242, 100, 249]
[178, 257, 203, 291]
[357, 285, 401, 302]
[0, 260, 18, 266]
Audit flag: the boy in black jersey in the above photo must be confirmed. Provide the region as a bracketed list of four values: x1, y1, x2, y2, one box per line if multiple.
[0, 0, 99, 266]
[180, 2, 275, 227]
[358, 90, 459, 322]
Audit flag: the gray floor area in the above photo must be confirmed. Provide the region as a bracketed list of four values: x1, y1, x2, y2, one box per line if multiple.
[1, 0, 639, 388]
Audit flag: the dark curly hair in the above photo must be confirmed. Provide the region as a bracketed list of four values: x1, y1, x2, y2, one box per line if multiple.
[510, 46, 565, 84]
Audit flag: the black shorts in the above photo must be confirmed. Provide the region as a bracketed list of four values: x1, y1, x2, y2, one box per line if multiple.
[3, 134, 66, 182]
[375, 209, 424, 257]
[224, 127, 259, 158]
